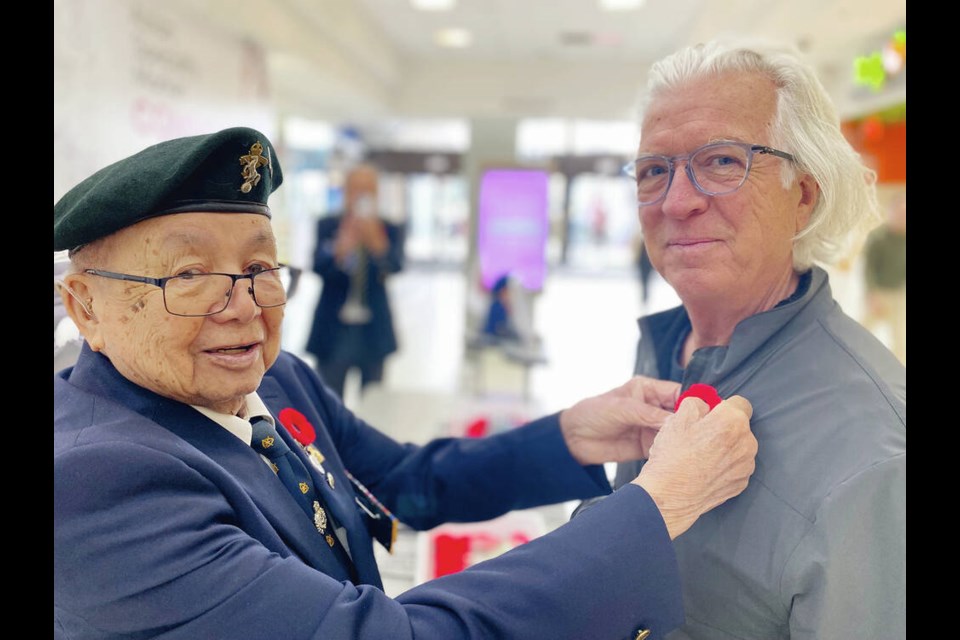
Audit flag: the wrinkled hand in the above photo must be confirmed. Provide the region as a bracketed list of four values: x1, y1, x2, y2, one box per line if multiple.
[559, 376, 681, 465]
[633, 395, 757, 539]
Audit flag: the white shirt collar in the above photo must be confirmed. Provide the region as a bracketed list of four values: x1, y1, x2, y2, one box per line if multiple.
[191, 392, 274, 445]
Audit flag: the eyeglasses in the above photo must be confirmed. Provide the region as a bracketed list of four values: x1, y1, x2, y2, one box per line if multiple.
[83, 265, 294, 317]
[623, 141, 797, 206]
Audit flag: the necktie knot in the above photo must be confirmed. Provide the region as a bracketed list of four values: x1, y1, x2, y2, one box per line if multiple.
[250, 418, 291, 459]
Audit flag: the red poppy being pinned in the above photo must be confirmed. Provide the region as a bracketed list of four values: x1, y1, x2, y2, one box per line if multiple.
[675, 383, 723, 412]
[278, 407, 316, 446]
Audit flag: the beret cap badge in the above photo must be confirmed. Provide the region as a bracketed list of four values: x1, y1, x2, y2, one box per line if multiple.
[239, 141, 270, 193]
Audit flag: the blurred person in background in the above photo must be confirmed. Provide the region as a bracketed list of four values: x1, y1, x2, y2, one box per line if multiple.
[587, 38, 906, 639]
[305, 163, 404, 400]
[632, 229, 659, 307]
[862, 191, 906, 364]
[54, 126, 760, 640]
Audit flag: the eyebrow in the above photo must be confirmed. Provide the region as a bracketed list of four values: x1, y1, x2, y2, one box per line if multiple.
[160, 229, 276, 253]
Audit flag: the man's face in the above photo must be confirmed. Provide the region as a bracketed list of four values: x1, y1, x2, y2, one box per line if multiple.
[345, 167, 378, 217]
[637, 71, 813, 308]
[77, 213, 284, 415]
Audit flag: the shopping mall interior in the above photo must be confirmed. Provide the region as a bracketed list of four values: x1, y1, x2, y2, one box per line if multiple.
[54, 0, 906, 595]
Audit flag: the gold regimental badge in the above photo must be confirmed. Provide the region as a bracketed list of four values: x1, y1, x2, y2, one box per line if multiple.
[325, 534, 336, 548]
[313, 501, 327, 533]
[239, 142, 269, 193]
[260, 435, 274, 449]
[299, 481, 310, 494]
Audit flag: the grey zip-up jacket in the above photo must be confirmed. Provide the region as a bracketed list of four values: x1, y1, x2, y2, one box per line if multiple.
[609, 266, 905, 639]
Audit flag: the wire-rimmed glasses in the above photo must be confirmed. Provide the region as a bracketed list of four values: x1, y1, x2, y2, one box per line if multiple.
[623, 141, 797, 205]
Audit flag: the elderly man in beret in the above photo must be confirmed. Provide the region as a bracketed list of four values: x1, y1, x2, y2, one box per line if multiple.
[54, 127, 758, 640]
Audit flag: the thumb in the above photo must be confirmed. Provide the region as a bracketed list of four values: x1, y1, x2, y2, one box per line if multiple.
[671, 395, 710, 426]
[709, 395, 754, 421]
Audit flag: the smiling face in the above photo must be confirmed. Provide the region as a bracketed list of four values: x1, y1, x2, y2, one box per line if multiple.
[638, 70, 815, 311]
[67, 213, 284, 415]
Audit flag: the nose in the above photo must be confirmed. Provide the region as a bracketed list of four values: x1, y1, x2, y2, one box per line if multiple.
[211, 276, 260, 323]
[659, 160, 709, 220]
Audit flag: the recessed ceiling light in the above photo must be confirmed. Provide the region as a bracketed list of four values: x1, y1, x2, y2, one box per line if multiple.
[411, 0, 457, 10]
[435, 28, 472, 48]
[599, 0, 644, 10]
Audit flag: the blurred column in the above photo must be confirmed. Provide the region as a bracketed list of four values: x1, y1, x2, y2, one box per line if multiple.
[462, 117, 519, 328]
[463, 118, 518, 272]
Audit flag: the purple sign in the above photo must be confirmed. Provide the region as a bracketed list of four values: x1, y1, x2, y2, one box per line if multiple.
[477, 168, 549, 291]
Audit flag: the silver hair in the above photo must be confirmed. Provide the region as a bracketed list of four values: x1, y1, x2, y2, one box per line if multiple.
[642, 38, 881, 269]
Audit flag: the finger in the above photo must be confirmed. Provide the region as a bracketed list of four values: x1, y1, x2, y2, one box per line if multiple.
[630, 404, 674, 429]
[712, 395, 754, 420]
[671, 395, 709, 424]
[626, 376, 681, 409]
[648, 378, 683, 409]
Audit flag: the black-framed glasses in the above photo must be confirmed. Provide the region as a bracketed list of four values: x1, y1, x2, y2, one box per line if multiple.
[623, 141, 797, 206]
[83, 265, 294, 317]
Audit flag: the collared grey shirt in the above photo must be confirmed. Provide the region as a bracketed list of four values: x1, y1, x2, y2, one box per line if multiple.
[609, 266, 905, 639]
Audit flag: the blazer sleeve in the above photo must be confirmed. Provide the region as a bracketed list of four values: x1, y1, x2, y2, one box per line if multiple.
[273, 352, 613, 530]
[55, 437, 683, 639]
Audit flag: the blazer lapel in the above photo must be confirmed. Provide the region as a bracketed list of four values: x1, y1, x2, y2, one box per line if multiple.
[68, 347, 352, 578]
[258, 376, 384, 588]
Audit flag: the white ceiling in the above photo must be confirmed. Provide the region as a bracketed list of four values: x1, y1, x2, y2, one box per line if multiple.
[167, 0, 906, 128]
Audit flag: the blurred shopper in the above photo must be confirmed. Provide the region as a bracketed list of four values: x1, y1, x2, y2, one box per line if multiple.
[54, 126, 759, 640]
[482, 274, 521, 341]
[862, 192, 906, 364]
[587, 38, 906, 639]
[632, 229, 659, 307]
[305, 164, 404, 399]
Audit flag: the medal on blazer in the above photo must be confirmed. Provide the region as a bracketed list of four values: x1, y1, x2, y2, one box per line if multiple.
[277, 405, 396, 552]
[306, 445, 326, 473]
[312, 501, 328, 534]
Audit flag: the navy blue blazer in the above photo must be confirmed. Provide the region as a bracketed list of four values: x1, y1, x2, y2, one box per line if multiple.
[55, 345, 683, 639]
[305, 214, 404, 363]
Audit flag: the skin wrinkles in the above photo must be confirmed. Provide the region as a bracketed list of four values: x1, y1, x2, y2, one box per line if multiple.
[638, 71, 817, 363]
[63, 213, 285, 416]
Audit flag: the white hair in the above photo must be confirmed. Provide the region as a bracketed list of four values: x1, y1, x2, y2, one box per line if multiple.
[642, 38, 881, 269]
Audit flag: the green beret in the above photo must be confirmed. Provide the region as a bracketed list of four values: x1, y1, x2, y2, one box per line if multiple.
[54, 126, 283, 252]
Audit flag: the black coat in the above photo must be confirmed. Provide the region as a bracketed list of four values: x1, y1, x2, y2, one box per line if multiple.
[305, 214, 405, 362]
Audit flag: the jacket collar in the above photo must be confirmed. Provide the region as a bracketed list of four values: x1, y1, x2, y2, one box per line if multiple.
[638, 267, 835, 395]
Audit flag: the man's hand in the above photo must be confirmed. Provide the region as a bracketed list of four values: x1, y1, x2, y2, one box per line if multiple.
[357, 216, 389, 256]
[559, 376, 681, 465]
[334, 217, 361, 263]
[633, 395, 757, 539]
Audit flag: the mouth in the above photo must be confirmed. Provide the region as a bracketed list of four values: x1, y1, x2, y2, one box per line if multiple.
[205, 342, 259, 355]
[669, 238, 717, 247]
[200, 342, 263, 370]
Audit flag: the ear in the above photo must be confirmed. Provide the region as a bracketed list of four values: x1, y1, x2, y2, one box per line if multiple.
[58, 274, 106, 352]
[794, 172, 819, 233]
